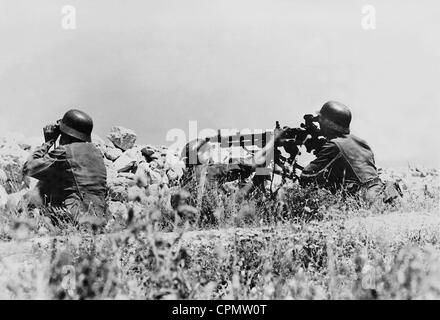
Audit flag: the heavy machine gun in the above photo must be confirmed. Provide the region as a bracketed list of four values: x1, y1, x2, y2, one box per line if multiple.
[205, 114, 324, 153]
[182, 114, 327, 185]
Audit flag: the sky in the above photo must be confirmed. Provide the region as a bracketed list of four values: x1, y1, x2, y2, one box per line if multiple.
[0, 0, 439, 168]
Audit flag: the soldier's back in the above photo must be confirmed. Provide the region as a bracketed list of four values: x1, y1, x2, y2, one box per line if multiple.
[332, 134, 379, 185]
[63, 142, 107, 216]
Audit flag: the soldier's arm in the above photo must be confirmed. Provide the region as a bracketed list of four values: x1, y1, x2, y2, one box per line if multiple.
[252, 128, 283, 168]
[253, 138, 276, 167]
[299, 141, 341, 186]
[22, 142, 67, 180]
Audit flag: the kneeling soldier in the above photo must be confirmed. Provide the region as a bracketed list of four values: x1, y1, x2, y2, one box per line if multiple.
[23, 109, 107, 224]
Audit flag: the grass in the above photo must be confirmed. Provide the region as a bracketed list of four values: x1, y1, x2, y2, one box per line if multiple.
[0, 163, 439, 299]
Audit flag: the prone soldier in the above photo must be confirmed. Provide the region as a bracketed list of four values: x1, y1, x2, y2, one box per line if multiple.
[255, 101, 402, 205]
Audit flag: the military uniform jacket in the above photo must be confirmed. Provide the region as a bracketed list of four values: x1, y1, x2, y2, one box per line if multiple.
[299, 134, 383, 202]
[23, 141, 107, 218]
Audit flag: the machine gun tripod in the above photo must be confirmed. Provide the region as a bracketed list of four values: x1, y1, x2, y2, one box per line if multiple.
[270, 114, 326, 184]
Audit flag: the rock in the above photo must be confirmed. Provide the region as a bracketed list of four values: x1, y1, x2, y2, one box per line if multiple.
[25, 186, 43, 207]
[6, 189, 28, 211]
[148, 169, 163, 184]
[118, 172, 135, 179]
[113, 154, 136, 173]
[167, 169, 179, 181]
[107, 169, 135, 201]
[0, 142, 30, 166]
[154, 156, 166, 169]
[107, 201, 127, 218]
[135, 162, 164, 185]
[108, 176, 133, 188]
[104, 157, 114, 167]
[164, 153, 185, 180]
[0, 169, 7, 183]
[166, 162, 184, 181]
[91, 134, 107, 154]
[92, 134, 106, 146]
[161, 173, 169, 185]
[0, 134, 43, 164]
[107, 126, 137, 151]
[175, 166, 184, 178]
[124, 147, 144, 163]
[108, 185, 128, 202]
[141, 147, 159, 163]
[19, 136, 44, 151]
[148, 161, 159, 170]
[106, 164, 118, 184]
[0, 185, 7, 210]
[105, 147, 123, 161]
[165, 152, 182, 165]
[134, 167, 150, 187]
[27, 177, 39, 189]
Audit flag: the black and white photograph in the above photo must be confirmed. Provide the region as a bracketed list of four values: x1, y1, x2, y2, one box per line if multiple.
[0, 0, 439, 306]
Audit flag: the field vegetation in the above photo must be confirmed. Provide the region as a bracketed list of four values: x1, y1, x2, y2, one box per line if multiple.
[0, 161, 439, 300]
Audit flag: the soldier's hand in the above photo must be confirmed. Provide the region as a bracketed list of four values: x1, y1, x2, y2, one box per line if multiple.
[274, 126, 299, 157]
[282, 142, 299, 157]
[274, 126, 290, 143]
[43, 122, 61, 142]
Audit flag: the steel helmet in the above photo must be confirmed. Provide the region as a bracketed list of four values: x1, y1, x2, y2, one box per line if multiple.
[317, 101, 352, 134]
[59, 109, 93, 142]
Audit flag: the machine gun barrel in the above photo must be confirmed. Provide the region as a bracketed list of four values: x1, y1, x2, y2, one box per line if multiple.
[202, 114, 324, 154]
[206, 130, 274, 149]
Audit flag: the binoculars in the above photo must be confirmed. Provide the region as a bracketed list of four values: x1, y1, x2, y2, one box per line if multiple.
[276, 114, 325, 155]
[43, 120, 62, 142]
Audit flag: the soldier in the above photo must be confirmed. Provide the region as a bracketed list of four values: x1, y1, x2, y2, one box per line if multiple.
[23, 109, 107, 224]
[256, 101, 401, 205]
[298, 101, 384, 202]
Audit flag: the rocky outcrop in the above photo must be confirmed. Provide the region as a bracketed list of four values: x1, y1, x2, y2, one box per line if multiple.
[107, 126, 138, 151]
[0, 134, 43, 167]
[102, 128, 186, 221]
